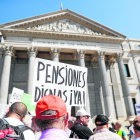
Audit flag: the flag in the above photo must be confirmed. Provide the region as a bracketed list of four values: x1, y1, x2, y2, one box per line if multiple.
[61, 2, 62, 10]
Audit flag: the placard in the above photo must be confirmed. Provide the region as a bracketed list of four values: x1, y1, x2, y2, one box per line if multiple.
[32, 58, 87, 106]
[9, 87, 24, 106]
[135, 103, 140, 116]
[22, 93, 36, 111]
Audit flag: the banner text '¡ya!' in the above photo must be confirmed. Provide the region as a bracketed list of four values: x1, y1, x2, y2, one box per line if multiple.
[37, 61, 86, 88]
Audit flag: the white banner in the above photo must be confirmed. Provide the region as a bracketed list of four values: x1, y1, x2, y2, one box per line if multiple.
[9, 87, 24, 106]
[32, 58, 87, 106]
[135, 103, 140, 116]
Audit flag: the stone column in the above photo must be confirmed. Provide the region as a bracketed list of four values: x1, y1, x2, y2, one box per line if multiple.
[116, 53, 135, 117]
[132, 55, 140, 83]
[97, 51, 112, 117]
[27, 47, 37, 95]
[77, 50, 91, 115]
[51, 48, 60, 62]
[0, 46, 14, 104]
[108, 56, 124, 118]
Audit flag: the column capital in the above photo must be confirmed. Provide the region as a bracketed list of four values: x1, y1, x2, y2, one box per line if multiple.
[50, 48, 60, 58]
[96, 51, 106, 60]
[91, 59, 98, 67]
[116, 53, 124, 60]
[27, 47, 38, 57]
[77, 50, 86, 58]
[108, 55, 116, 68]
[90, 54, 98, 67]
[3, 46, 14, 56]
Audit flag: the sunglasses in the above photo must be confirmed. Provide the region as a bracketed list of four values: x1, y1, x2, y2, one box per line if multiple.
[83, 115, 90, 119]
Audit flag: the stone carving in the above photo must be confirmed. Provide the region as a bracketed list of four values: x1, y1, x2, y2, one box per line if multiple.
[116, 53, 124, 60]
[27, 19, 106, 36]
[90, 54, 98, 67]
[77, 50, 86, 58]
[3, 46, 14, 55]
[50, 48, 60, 58]
[97, 51, 106, 59]
[27, 47, 38, 56]
[108, 56, 116, 67]
[91, 59, 98, 67]
[34, 41, 96, 47]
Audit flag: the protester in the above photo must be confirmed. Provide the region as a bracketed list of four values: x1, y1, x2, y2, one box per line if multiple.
[129, 118, 135, 140]
[65, 117, 76, 137]
[4, 102, 35, 140]
[23, 113, 41, 140]
[89, 114, 122, 140]
[116, 121, 128, 140]
[70, 109, 93, 139]
[111, 122, 116, 130]
[133, 116, 140, 140]
[34, 94, 78, 140]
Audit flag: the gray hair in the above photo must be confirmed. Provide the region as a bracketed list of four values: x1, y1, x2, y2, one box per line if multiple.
[36, 110, 67, 131]
[116, 121, 122, 126]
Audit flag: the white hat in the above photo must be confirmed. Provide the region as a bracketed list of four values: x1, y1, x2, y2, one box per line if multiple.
[129, 118, 134, 121]
[76, 109, 90, 117]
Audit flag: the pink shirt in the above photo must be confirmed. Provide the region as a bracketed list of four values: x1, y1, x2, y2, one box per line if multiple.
[40, 128, 78, 140]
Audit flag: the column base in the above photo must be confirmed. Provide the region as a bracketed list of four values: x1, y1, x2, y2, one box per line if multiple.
[126, 115, 136, 121]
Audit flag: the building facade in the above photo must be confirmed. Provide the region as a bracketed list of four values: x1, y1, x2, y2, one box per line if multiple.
[0, 9, 140, 119]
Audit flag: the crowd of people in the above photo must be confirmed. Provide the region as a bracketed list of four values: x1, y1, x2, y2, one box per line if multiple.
[0, 94, 139, 140]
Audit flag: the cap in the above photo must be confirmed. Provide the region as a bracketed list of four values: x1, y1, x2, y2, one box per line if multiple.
[95, 114, 109, 126]
[129, 118, 134, 121]
[76, 109, 90, 117]
[35, 95, 67, 119]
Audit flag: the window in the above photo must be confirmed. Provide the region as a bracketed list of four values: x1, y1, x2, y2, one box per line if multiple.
[132, 98, 136, 115]
[0, 36, 2, 43]
[139, 45, 140, 50]
[124, 64, 131, 77]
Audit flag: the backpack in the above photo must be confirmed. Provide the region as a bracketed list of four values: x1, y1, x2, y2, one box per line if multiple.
[0, 118, 31, 140]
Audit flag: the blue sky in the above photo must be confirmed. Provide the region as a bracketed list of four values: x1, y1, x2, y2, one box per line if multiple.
[0, 0, 140, 39]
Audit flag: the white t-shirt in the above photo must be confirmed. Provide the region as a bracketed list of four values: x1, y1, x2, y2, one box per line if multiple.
[5, 117, 35, 140]
[65, 128, 71, 137]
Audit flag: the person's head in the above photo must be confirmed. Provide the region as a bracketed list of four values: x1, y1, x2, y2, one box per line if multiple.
[7, 102, 27, 121]
[23, 111, 41, 132]
[68, 117, 76, 129]
[76, 109, 90, 127]
[111, 122, 115, 129]
[129, 118, 134, 126]
[95, 114, 109, 130]
[115, 121, 122, 130]
[35, 95, 68, 132]
[133, 116, 140, 138]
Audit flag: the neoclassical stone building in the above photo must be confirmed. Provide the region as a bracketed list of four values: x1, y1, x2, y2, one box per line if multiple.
[0, 9, 140, 119]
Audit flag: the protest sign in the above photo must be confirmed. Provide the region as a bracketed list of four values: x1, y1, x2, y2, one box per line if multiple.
[9, 87, 24, 106]
[135, 103, 140, 116]
[22, 93, 36, 111]
[0, 104, 9, 118]
[32, 58, 87, 106]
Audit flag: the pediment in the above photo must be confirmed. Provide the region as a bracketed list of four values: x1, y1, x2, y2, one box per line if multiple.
[26, 19, 106, 36]
[0, 9, 126, 38]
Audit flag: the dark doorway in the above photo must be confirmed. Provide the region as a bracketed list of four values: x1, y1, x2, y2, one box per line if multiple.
[71, 106, 75, 116]
[132, 98, 136, 115]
